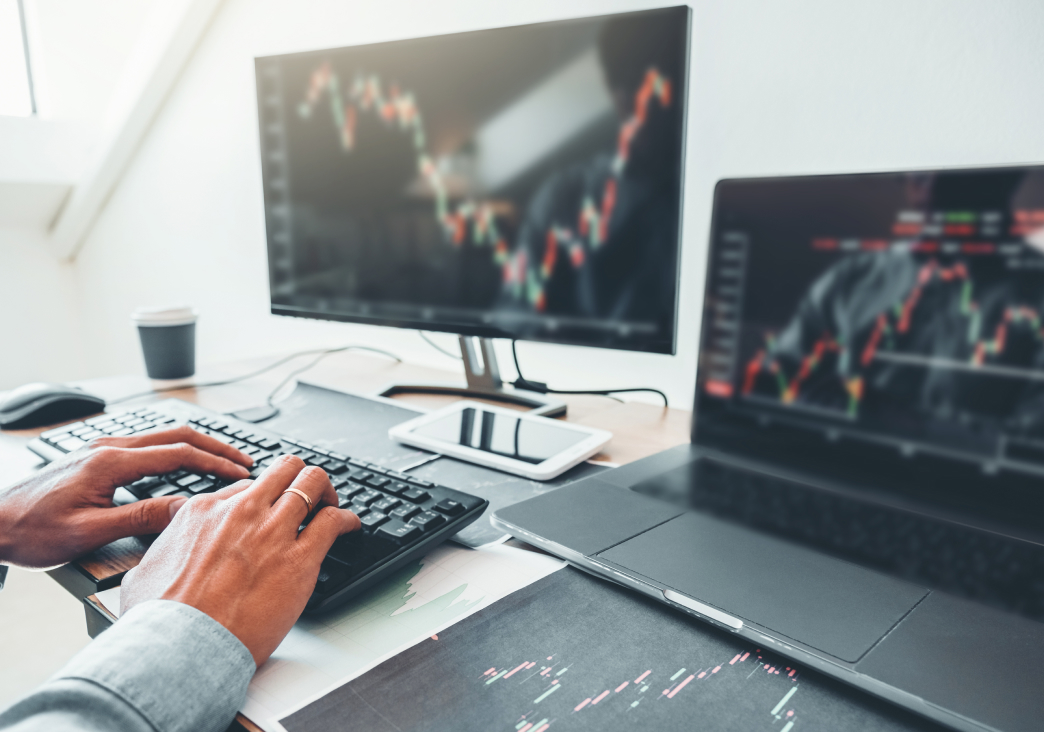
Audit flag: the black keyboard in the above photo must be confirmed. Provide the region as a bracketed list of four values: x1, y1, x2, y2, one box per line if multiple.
[635, 459, 1044, 621]
[27, 399, 488, 614]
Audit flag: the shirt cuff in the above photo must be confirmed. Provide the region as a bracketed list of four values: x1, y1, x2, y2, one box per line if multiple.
[55, 599, 255, 732]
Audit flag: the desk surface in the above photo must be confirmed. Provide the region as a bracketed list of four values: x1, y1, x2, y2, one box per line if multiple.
[0, 351, 690, 594]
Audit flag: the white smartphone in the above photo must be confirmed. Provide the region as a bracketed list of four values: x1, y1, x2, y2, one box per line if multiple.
[388, 401, 612, 481]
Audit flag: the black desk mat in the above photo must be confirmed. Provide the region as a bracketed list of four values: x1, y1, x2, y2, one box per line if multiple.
[263, 382, 606, 547]
[281, 567, 941, 732]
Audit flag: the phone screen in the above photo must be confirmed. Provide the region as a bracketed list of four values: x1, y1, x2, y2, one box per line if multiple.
[411, 408, 589, 464]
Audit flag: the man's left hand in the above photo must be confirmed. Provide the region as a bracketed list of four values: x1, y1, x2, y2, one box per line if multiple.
[0, 426, 252, 568]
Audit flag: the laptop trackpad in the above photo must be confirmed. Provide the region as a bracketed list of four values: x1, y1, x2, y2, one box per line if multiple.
[597, 512, 928, 663]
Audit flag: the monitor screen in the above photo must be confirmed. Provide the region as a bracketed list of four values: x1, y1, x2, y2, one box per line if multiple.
[696, 167, 1044, 488]
[255, 7, 690, 353]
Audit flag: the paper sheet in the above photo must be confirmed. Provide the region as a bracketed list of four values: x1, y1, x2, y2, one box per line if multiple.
[95, 544, 564, 732]
[281, 568, 936, 732]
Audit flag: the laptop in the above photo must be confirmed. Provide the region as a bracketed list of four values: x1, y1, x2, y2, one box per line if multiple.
[493, 165, 1044, 732]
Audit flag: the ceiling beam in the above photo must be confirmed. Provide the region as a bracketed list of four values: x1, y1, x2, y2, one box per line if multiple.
[47, 0, 226, 262]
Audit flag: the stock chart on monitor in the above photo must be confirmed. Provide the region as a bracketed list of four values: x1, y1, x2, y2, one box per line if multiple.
[696, 167, 1044, 478]
[255, 7, 689, 353]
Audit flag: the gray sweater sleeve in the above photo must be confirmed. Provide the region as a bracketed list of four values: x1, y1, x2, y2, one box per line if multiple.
[0, 599, 255, 732]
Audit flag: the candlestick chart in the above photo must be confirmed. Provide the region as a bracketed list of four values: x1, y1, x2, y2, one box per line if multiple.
[281, 567, 928, 732]
[741, 257, 1044, 419]
[480, 645, 803, 732]
[295, 62, 672, 312]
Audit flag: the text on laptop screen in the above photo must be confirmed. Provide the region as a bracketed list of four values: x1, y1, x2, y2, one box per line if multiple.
[696, 167, 1044, 478]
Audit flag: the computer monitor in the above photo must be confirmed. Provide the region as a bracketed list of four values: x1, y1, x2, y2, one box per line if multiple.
[255, 7, 690, 414]
[696, 166, 1044, 535]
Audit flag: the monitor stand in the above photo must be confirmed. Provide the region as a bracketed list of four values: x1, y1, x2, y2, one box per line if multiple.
[380, 337, 567, 417]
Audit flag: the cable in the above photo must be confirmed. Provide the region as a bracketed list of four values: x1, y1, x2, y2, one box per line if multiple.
[108, 345, 402, 406]
[510, 340, 669, 407]
[418, 331, 463, 360]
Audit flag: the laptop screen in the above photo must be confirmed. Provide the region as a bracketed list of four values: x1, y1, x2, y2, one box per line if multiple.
[694, 167, 1044, 526]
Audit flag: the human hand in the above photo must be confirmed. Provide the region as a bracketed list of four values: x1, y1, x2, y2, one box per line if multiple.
[120, 455, 361, 667]
[0, 426, 253, 568]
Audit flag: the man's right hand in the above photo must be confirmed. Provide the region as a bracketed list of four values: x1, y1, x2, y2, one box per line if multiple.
[120, 456, 361, 667]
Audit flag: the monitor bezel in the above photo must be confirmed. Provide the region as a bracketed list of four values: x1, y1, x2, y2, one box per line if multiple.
[257, 6, 693, 356]
[689, 163, 1044, 541]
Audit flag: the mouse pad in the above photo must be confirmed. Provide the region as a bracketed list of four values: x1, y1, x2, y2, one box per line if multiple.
[280, 567, 942, 732]
[263, 382, 606, 547]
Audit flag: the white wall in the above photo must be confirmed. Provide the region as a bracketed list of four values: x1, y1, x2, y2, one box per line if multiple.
[9, 0, 1044, 405]
[0, 227, 84, 386]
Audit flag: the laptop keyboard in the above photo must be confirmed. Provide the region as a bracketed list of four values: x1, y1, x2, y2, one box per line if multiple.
[637, 459, 1044, 622]
[31, 401, 487, 613]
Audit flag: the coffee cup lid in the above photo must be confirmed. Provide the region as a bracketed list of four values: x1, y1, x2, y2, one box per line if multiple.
[132, 305, 197, 327]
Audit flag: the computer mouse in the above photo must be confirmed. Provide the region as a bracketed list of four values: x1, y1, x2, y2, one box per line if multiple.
[0, 383, 106, 430]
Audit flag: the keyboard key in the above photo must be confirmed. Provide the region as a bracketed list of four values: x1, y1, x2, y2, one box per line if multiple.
[110, 428, 133, 437]
[100, 424, 123, 435]
[56, 436, 87, 452]
[364, 475, 390, 489]
[296, 450, 316, 462]
[209, 421, 229, 432]
[188, 479, 215, 494]
[122, 418, 145, 428]
[410, 511, 445, 531]
[42, 424, 81, 440]
[348, 459, 370, 469]
[232, 430, 253, 440]
[337, 483, 366, 500]
[70, 426, 93, 437]
[305, 455, 329, 468]
[390, 504, 420, 521]
[230, 440, 248, 450]
[372, 497, 401, 513]
[324, 460, 348, 475]
[354, 490, 381, 506]
[176, 474, 202, 488]
[349, 506, 371, 518]
[85, 416, 112, 426]
[376, 520, 422, 545]
[150, 483, 181, 498]
[402, 488, 429, 503]
[385, 482, 411, 496]
[330, 476, 348, 490]
[409, 479, 435, 488]
[112, 487, 138, 506]
[249, 465, 266, 479]
[360, 512, 389, 530]
[245, 435, 268, 446]
[127, 477, 163, 498]
[329, 452, 348, 461]
[79, 430, 104, 440]
[243, 446, 262, 456]
[433, 499, 464, 516]
[259, 439, 281, 451]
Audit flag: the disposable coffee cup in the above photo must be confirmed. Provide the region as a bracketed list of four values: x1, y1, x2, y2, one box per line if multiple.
[132, 306, 197, 380]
